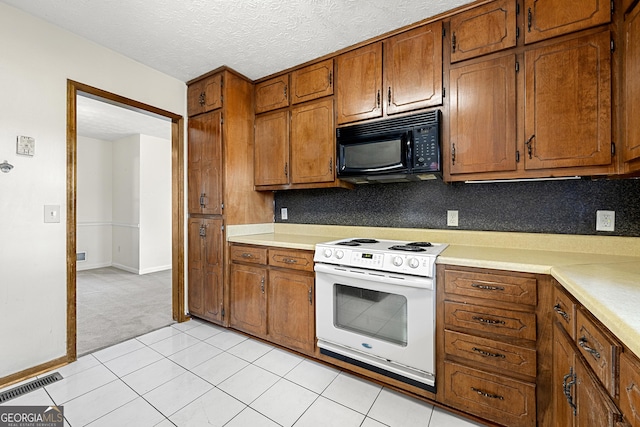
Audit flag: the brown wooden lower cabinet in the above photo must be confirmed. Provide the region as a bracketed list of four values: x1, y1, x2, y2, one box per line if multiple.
[620, 351, 640, 426]
[228, 244, 316, 356]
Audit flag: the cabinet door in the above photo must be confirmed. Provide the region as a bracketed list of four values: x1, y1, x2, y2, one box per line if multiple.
[188, 110, 223, 214]
[524, 31, 612, 170]
[383, 22, 443, 115]
[254, 110, 290, 186]
[255, 75, 289, 114]
[229, 263, 267, 336]
[575, 352, 623, 427]
[524, 0, 611, 44]
[291, 59, 334, 104]
[187, 73, 222, 116]
[624, 3, 640, 165]
[553, 322, 577, 427]
[450, 0, 517, 63]
[267, 269, 315, 354]
[449, 55, 517, 175]
[290, 98, 335, 184]
[620, 352, 640, 427]
[187, 217, 223, 323]
[336, 42, 383, 124]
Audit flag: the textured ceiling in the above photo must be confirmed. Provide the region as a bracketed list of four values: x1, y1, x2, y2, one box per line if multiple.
[77, 95, 171, 142]
[2, 0, 474, 82]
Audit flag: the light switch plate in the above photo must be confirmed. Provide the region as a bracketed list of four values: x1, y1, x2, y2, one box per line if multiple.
[17, 135, 35, 156]
[44, 205, 60, 223]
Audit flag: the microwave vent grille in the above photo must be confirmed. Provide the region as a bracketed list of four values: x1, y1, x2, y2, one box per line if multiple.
[337, 110, 439, 141]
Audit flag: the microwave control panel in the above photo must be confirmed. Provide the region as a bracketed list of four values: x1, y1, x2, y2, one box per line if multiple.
[412, 125, 440, 171]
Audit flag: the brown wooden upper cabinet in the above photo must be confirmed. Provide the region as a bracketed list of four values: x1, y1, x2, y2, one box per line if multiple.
[255, 75, 290, 114]
[524, 30, 612, 170]
[449, 54, 517, 175]
[623, 2, 640, 171]
[290, 59, 333, 104]
[187, 73, 222, 116]
[524, 0, 612, 44]
[449, 0, 517, 63]
[336, 22, 443, 125]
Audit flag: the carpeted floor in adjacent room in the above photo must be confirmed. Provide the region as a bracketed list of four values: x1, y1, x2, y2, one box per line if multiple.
[76, 267, 173, 356]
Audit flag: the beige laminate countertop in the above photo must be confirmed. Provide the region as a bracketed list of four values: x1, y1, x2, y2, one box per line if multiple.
[227, 226, 640, 357]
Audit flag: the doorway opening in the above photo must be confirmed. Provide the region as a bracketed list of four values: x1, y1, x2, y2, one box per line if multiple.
[66, 80, 186, 361]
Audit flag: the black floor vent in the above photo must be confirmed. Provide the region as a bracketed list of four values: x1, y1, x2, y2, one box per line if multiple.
[0, 372, 63, 403]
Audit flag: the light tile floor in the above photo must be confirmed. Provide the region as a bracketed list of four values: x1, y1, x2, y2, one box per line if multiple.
[1, 319, 486, 426]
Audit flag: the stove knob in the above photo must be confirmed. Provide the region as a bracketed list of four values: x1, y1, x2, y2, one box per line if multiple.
[408, 258, 420, 268]
[323, 249, 333, 258]
[335, 250, 344, 259]
[392, 256, 403, 267]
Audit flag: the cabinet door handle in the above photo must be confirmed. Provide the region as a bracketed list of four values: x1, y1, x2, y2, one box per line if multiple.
[284, 162, 288, 178]
[563, 367, 577, 416]
[388, 87, 392, 106]
[308, 287, 313, 305]
[241, 253, 254, 259]
[472, 347, 506, 359]
[199, 92, 206, 106]
[377, 90, 381, 108]
[329, 157, 333, 173]
[527, 7, 532, 32]
[553, 304, 570, 322]
[451, 143, 456, 165]
[283, 258, 297, 264]
[199, 224, 206, 237]
[328, 71, 333, 87]
[471, 283, 505, 291]
[260, 277, 265, 293]
[525, 134, 535, 159]
[284, 84, 287, 99]
[200, 193, 206, 208]
[472, 316, 506, 326]
[470, 387, 504, 400]
[578, 337, 601, 359]
[452, 32, 457, 52]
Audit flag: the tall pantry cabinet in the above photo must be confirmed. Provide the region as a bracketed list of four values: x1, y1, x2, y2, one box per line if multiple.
[187, 67, 273, 325]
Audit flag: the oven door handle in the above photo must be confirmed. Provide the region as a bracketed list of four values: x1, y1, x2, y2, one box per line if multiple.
[314, 263, 433, 289]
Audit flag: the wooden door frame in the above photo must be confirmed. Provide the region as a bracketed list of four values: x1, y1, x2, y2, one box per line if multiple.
[66, 80, 187, 362]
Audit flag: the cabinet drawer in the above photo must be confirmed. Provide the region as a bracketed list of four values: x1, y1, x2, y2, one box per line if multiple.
[230, 245, 267, 265]
[444, 301, 536, 341]
[445, 330, 537, 378]
[269, 248, 314, 272]
[576, 308, 620, 396]
[620, 352, 640, 427]
[444, 269, 537, 306]
[443, 362, 536, 427]
[552, 284, 577, 338]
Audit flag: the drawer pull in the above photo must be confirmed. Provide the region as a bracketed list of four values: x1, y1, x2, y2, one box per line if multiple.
[471, 387, 504, 400]
[472, 347, 506, 359]
[472, 316, 506, 326]
[471, 283, 505, 291]
[283, 258, 298, 264]
[241, 253, 254, 258]
[553, 304, 570, 321]
[578, 337, 601, 359]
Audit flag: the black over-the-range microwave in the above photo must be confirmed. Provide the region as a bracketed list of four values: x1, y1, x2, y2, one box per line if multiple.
[336, 110, 441, 184]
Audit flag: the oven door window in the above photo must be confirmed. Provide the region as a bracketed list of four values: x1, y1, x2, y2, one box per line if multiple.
[334, 284, 408, 347]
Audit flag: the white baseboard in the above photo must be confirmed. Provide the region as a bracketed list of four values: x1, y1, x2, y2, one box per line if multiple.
[139, 265, 172, 275]
[77, 261, 112, 272]
[111, 263, 139, 274]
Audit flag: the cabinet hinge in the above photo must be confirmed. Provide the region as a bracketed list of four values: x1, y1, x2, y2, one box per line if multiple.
[221, 224, 225, 231]
[516, 150, 520, 163]
[221, 308, 225, 319]
[220, 113, 224, 125]
[516, 26, 520, 39]
[611, 0, 615, 14]
[442, 87, 446, 98]
[611, 39, 615, 52]
[516, 2, 520, 15]
[221, 203, 224, 210]
[515, 61, 520, 72]
[611, 142, 616, 156]
[442, 26, 446, 37]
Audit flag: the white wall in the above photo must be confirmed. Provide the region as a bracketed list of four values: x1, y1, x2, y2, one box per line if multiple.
[77, 136, 113, 270]
[0, 3, 186, 379]
[139, 135, 172, 274]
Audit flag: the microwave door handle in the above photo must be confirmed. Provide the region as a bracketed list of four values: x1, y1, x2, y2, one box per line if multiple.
[405, 132, 413, 170]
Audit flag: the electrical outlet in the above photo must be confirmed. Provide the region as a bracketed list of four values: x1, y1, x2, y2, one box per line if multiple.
[447, 210, 459, 227]
[281, 207, 288, 221]
[596, 210, 615, 232]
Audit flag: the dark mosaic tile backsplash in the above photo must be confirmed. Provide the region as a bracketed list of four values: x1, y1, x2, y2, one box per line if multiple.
[274, 178, 640, 237]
